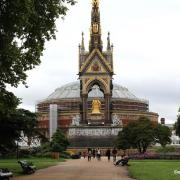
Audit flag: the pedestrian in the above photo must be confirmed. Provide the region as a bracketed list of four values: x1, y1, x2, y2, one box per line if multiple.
[106, 148, 111, 162]
[88, 148, 92, 161]
[92, 149, 96, 158]
[112, 148, 117, 162]
[97, 148, 101, 161]
[83, 151, 86, 159]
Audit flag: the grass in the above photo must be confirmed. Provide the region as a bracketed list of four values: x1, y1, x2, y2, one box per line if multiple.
[128, 160, 180, 180]
[0, 157, 65, 176]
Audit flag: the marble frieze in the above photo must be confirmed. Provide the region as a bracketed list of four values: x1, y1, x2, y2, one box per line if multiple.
[68, 127, 122, 137]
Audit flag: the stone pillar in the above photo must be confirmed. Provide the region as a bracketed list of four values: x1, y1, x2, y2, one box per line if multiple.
[81, 94, 88, 124]
[105, 94, 111, 125]
[49, 104, 58, 139]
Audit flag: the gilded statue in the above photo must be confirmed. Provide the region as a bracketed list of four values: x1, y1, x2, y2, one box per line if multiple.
[92, 99, 101, 114]
[93, 23, 99, 33]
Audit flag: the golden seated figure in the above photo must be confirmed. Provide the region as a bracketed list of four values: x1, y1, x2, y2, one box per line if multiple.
[92, 99, 101, 114]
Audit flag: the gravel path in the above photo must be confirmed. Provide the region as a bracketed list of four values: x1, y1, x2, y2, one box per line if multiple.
[14, 157, 134, 180]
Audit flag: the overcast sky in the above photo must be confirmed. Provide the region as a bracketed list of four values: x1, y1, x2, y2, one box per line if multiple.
[9, 0, 180, 124]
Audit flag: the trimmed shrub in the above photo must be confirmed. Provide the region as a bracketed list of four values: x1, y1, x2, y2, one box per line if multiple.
[155, 146, 176, 153]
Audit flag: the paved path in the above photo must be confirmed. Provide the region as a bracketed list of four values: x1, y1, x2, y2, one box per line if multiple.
[14, 157, 134, 180]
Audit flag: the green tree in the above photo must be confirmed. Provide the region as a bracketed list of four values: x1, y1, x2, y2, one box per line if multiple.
[50, 129, 69, 152]
[18, 109, 38, 146]
[136, 117, 155, 153]
[0, 0, 76, 152]
[116, 131, 131, 154]
[0, 92, 38, 153]
[116, 117, 155, 154]
[0, 89, 21, 153]
[0, 0, 76, 88]
[154, 124, 171, 147]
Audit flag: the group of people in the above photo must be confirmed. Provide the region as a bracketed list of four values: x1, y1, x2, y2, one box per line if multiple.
[106, 148, 129, 166]
[105, 148, 118, 162]
[82, 148, 118, 162]
[82, 148, 129, 166]
[83, 148, 102, 161]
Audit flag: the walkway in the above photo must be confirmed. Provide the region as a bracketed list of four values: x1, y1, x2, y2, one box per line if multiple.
[14, 157, 134, 180]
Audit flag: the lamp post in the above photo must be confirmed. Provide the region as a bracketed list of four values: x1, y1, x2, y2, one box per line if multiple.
[16, 141, 19, 160]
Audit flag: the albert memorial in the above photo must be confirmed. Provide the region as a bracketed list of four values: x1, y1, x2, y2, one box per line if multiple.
[37, 0, 158, 148]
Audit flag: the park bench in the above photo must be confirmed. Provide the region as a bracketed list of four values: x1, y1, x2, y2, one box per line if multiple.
[0, 168, 13, 180]
[121, 158, 129, 166]
[114, 157, 129, 166]
[18, 160, 36, 174]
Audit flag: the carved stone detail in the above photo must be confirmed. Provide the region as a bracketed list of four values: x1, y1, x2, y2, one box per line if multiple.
[68, 127, 121, 137]
[71, 115, 80, 126]
[111, 114, 123, 126]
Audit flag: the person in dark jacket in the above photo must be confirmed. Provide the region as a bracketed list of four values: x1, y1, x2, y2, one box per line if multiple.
[106, 148, 111, 162]
[88, 148, 92, 161]
[112, 148, 117, 162]
[92, 149, 96, 158]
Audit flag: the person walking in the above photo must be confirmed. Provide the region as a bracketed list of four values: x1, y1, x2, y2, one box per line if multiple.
[88, 148, 92, 161]
[106, 148, 111, 162]
[97, 148, 101, 161]
[83, 151, 86, 159]
[92, 149, 96, 158]
[112, 148, 117, 162]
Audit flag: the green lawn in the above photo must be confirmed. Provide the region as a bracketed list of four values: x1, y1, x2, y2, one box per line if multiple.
[129, 160, 180, 180]
[0, 158, 64, 176]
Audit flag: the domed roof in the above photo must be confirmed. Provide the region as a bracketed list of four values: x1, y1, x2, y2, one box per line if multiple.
[45, 81, 147, 103]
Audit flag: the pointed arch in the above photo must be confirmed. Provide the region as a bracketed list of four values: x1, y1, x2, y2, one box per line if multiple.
[85, 78, 108, 95]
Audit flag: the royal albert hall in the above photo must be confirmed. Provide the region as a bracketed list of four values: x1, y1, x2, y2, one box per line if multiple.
[37, 0, 158, 148]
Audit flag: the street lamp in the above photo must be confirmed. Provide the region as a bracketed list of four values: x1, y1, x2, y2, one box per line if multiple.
[15, 141, 19, 159]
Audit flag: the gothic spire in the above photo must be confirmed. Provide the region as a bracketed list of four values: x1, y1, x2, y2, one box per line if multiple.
[81, 32, 85, 51]
[89, 0, 102, 52]
[107, 32, 111, 51]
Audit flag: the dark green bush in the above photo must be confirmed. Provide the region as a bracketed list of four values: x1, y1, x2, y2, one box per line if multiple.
[60, 151, 71, 159]
[18, 149, 31, 158]
[155, 146, 176, 153]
